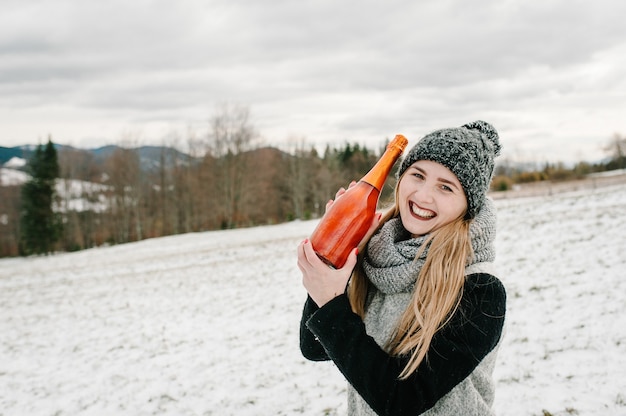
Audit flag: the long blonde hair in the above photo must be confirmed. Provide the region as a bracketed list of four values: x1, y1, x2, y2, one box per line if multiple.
[348, 179, 473, 380]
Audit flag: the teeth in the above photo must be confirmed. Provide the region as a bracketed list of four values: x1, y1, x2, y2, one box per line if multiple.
[411, 203, 435, 218]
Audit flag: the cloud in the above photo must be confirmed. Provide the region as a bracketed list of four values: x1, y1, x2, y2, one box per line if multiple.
[0, 0, 625, 162]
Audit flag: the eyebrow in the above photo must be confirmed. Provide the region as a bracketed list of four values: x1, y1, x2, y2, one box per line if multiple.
[413, 166, 462, 191]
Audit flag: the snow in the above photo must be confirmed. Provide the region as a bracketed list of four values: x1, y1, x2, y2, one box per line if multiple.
[0, 168, 110, 213]
[0, 167, 29, 186]
[3, 157, 27, 169]
[1, 184, 625, 416]
[588, 168, 626, 178]
[55, 180, 111, 213]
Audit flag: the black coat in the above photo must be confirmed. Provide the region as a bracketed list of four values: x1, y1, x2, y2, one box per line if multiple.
[300, 272, 506, 415]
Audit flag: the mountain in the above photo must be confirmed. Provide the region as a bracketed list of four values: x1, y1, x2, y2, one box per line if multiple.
[0, 145, 34, 165]
[0, 144, 193, 172]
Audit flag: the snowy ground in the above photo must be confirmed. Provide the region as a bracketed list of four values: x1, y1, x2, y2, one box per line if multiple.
[1, 183, 625, 416]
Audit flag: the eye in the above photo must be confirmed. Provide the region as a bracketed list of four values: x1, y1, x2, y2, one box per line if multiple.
[440, 184, 453, 192]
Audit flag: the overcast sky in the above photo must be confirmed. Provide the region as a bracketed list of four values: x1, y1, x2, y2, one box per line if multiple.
[1, 0, 625, 163]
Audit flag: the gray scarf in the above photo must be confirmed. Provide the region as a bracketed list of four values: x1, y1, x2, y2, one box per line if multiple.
[363, 198, 497, 295]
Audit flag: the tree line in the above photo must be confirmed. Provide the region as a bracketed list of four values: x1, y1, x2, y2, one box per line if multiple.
[1, 105, 624, 258]
[0, 105, 398, 257]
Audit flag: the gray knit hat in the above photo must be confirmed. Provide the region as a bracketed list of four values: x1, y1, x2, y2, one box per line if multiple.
[397, 120, 501, 219]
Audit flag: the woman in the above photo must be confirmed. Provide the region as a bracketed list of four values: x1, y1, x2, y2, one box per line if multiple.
[297, 121, 506, 415]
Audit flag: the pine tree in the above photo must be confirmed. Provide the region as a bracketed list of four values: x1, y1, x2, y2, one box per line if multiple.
[20, 138, 62, 255]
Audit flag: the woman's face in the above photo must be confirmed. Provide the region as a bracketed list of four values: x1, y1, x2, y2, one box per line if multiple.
[397, 160, 468, 237]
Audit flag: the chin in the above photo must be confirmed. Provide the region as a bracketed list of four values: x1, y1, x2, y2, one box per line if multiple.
[403, 221, 433, 237]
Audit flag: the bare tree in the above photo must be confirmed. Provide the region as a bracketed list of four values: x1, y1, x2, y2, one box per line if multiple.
[208, 103, 259, 228]
[285, 135, 314, 220]
[104, 137, 143, 243]
[180, 126, 211, 231]
[245, 146, 290, 224]
[0, 185, 21, 256]
[156, 137, 175, 236]
[605, 133, 626, 170]
[162, 129, 195, 235]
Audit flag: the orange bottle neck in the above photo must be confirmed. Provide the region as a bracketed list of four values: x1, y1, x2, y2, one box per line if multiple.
[361, 135, 407, 190]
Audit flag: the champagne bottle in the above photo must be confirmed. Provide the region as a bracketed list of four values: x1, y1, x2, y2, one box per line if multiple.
[310, 134, 408, 268]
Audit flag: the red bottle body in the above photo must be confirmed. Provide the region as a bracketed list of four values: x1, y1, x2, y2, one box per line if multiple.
[309, 135, 408, 268]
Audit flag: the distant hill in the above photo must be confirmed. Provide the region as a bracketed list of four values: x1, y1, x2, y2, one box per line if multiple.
[0, 144, 193, 172]
[0, 146, 34, 165]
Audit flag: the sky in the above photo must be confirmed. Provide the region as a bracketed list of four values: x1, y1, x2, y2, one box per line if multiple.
[1, 0, 625, 163]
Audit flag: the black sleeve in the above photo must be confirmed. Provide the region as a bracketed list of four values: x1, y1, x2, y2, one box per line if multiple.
[304, 273, 506, 416]
[299, 295, 331, 361]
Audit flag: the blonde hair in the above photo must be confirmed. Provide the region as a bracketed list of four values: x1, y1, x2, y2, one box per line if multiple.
[348, 178, 473, 380]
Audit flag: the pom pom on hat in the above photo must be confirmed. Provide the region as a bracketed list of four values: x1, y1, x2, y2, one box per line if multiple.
[397, 120, 502, 218]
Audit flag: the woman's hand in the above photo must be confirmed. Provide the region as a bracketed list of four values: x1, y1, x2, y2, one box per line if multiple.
[297, 239, 358, 307]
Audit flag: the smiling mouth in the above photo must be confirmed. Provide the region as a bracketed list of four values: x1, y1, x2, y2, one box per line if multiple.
[410, 202, 436, 219]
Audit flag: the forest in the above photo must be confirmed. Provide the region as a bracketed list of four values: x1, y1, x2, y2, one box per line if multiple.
[1, 105, 625, 258]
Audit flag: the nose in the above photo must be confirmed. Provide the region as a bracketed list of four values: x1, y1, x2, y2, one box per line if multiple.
[413, 183, 434, 204]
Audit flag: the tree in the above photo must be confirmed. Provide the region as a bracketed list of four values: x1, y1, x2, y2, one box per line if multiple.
[104, 146, 142, 243]
[208, 104, 259, 228]
[57, 147, 103, 251]
[605, 133, 626, 170]
[0, 185, 21, 256]
[20, 138, 62, 255]
[285, 136, 313, 220]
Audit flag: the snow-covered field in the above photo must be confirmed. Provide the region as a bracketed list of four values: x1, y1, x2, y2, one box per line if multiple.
[1, 183, 625, 416]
